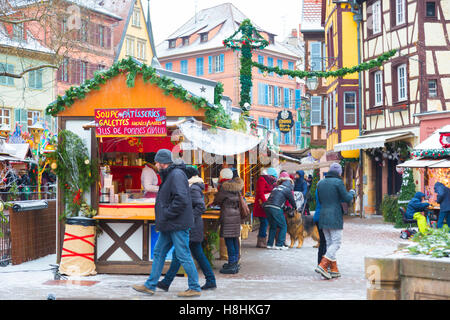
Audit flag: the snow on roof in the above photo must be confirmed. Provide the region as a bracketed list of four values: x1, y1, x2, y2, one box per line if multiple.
[8, 0, 122, 20]
[0, 25, 54, 55]
[156, 2, 300, 59]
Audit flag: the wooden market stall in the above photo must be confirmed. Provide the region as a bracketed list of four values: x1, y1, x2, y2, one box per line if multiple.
[50, 60, 262, 274]
[397, 125, 450, 217]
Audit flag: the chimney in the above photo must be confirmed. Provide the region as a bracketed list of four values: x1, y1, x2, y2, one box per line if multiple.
[291, 28, 298, 38]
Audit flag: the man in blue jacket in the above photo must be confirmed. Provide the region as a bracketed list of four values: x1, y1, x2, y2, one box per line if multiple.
[434, 182, 450, 229]
[133, 149, 201, 297]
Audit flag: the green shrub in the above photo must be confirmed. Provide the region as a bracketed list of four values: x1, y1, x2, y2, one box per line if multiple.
[381, 195, 398, 223]
[407, 225, 450, 258]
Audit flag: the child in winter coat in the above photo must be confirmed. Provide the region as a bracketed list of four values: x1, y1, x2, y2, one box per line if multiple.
[213, 170, 245, 274]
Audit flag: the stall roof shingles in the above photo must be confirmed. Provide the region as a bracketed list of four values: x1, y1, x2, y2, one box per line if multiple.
[301, 0, 323, 31]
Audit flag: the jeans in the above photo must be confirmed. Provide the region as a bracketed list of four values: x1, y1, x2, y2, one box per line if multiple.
[144, 229, 201, 292]
[437, 210, 450, 229]
[258, 217, 268, 238]
[161, 242, 216, 287]
[224, 237, 240, 264]
[322, 229, 343, 261]
[315, 222, 327, 265]
[265, 206, 287, 247]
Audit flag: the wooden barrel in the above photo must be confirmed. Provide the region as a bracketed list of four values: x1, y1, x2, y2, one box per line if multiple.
[59, 217, 97, 276]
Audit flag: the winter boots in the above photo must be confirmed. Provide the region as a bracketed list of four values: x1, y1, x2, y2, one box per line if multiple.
[315, 256, 332, 280]
[329, 259, 341, 278]
[219, 262, 239, 274]
[315, 257, 341, 279]
[256, 237, 267, 248]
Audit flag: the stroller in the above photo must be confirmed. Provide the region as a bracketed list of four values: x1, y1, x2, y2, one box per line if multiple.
[399, 207, 438, 239]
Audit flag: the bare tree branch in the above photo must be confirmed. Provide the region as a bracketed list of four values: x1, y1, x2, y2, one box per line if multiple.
[0, 64, 58, 78]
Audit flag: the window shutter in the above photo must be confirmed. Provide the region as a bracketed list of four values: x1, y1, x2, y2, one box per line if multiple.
[258, 83, 263, 105]
[106, 27, 111, 48]
[295, 121, 301, 145]
[268, 57, 273, 75]
[208, 56, 213, 73]
[311, 96, 322, 125]
[264, 84, 269, 105]
[295, 89, 301, 109]
[274, 86, 278, 106]
[258, 55, 264, 73]
[310, 42, 322, 71]
[36, 70, 42, 89]
[219, 54, 224, 72]
[284, 88, 289, 108]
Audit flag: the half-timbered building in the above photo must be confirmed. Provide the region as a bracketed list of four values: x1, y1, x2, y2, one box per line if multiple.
[335, 0, 450, 214]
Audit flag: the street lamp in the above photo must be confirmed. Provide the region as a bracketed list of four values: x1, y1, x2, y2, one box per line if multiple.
[306, 76, 319, 91]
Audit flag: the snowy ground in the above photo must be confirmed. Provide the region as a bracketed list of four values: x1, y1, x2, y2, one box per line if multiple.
[0, 216, 411, 300]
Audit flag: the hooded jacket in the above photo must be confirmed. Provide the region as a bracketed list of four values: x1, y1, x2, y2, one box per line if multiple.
[264, 177, 297, 210]
[213, 177, 244, 238]
[405, 192, 430, 220]
[434, 182, 450, 213]
[154, 162, 194, 232]
[317, 171, 354, 230]
[294, 170, 308, 198]
[253, 174, 277, 218]
[188, 175, 206, 243]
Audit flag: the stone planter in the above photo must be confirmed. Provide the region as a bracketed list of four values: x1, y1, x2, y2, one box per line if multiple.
[365, 252, 450, 300]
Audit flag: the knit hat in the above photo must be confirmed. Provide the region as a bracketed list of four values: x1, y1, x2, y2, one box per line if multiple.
[279, 171, 290, 179]
[219, 168, 233, 180]
[185, 166, 199, 179]
[266, 168, 278, 178]
[154, 149, 173, 164]
[329, 163, 342, 176]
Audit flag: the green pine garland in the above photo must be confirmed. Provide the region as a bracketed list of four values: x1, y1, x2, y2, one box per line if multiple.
[251, 49, 397, 79]
[223, 20, 397, 115]
[412, 148, 450, 159]
[46, 58, 232, 129]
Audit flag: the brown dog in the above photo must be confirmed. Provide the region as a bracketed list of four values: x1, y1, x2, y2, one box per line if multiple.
[286, 210, 320, 249]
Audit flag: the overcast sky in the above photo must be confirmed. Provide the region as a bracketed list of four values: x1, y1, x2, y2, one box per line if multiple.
[143, 0, 304, 46]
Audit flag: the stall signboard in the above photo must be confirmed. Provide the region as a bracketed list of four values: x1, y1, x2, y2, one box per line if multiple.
[95, 108, 167, 137]
[276, 110, 294, 133]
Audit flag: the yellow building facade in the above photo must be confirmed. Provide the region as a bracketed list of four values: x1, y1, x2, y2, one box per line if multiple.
[115, 0, 156, 65]
[323, 0, 361, 213]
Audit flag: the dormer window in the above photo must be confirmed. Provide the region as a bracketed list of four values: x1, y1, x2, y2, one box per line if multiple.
[169, 39, 176, 48]
[182, 37, 189, 46]
[268, 34, 275, 44]
[200, 33, 208, 43]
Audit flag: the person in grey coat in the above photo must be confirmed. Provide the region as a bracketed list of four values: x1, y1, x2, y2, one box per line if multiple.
[314, 163, 355, 280]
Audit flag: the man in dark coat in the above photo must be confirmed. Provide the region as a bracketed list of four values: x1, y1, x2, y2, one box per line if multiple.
[315, 163, 355, 280]
[434, 182, 450, 229]
[264, 172, 297, 250]
[157, 166, 217, 291]
[133, 149, 201, 297]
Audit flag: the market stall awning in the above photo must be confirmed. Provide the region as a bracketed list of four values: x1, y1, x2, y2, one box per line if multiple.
[414, 124, 450, 150]
[397, 158, 449, 168]
[177, 118, 263, 156]
[333, 131, 414, 152]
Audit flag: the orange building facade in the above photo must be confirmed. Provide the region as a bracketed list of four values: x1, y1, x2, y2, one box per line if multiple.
[156, 3, 304, 153]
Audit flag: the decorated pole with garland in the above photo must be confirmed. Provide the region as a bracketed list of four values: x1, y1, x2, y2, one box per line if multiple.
[223, 20, 397, 115]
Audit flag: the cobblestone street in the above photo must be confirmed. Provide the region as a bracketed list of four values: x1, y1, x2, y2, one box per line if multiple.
[0, 215, 405, 300]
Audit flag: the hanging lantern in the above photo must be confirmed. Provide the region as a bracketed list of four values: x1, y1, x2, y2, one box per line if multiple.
[51, 162, 57, 170]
